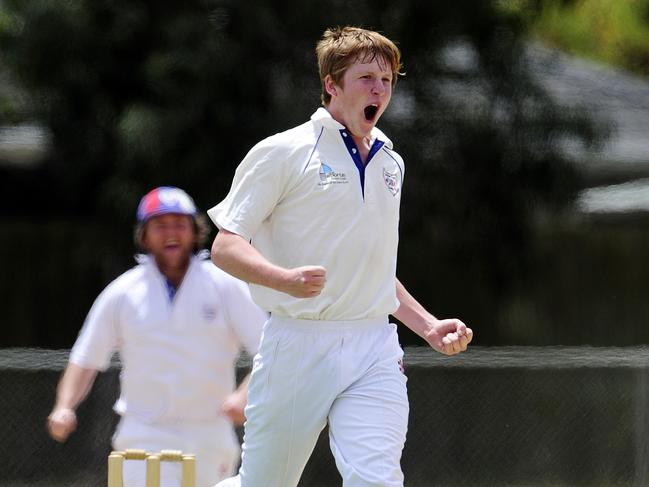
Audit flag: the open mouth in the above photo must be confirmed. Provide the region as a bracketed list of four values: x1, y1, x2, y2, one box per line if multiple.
[364, 104, 379, 122]
[164, 240, 180, 250]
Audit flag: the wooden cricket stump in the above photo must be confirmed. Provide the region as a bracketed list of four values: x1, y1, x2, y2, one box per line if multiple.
[107, 449, 196, 487]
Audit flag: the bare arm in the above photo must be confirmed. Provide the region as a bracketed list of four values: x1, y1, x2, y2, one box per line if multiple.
[220, 373, 251, 426]
[393, 278, 473, 355]
[211, 229, 326, 298]
[47, 363, 98, 442]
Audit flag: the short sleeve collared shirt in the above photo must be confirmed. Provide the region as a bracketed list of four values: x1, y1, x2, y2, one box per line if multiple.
[69, 254, 267, 422]
[209, 108, 404, 321]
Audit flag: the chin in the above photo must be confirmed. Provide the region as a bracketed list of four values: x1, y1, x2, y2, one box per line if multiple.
[157, 250, 191, 266]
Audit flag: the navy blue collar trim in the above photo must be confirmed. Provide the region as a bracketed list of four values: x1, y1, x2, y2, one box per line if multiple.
[339, 129, 385, 198]
[164, 278, 177, 302]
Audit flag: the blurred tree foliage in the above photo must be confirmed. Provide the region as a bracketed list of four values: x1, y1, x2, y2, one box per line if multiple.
[516, 0, 649, 76]
[0, 0, 599, 346]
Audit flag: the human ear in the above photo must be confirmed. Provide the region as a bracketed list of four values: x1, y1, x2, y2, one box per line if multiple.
[324, 75, 337, 97]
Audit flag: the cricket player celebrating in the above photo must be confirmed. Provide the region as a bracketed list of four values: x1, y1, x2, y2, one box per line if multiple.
[209, 27, 473, 487]
[47, 186, 267, 487]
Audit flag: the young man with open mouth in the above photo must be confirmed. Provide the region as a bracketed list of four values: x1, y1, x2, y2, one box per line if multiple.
[209, 27, 473, 487]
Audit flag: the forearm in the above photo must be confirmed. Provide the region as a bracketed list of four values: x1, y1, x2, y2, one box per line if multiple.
[392, 278, 436, 339]
[211, 229, 326, 298]
[48, 363, 97, 442]
[394, 278, 473, 355]
[211, 230, 289, 290]
[221, 372, 252, 426]
[235, 373, 251, 396]
[53, 363, 98, 410]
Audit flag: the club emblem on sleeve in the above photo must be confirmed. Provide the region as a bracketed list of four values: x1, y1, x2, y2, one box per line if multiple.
[383, 167, 401, 196]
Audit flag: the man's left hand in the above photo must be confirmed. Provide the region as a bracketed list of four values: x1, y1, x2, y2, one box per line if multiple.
[424, 319, 473, 355]
[221, 392, 247, 426]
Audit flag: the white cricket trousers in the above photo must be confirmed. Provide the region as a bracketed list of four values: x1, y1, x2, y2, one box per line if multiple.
[113, 415, 240, 487]
[216, 315, 409, 487]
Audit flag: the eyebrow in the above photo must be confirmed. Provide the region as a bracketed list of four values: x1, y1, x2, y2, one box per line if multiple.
[359, 72, 393, 81]
[357, 67, 392, 76]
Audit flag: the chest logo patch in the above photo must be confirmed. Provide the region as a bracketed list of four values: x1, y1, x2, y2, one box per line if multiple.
[202, 304, 217, 322]
[383, 167, 401, 196]
[318, 162, 348, 187]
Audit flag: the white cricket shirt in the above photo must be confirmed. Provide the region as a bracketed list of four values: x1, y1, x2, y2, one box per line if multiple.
[208, 108, 404, 320]
[69, 253, 267, 422]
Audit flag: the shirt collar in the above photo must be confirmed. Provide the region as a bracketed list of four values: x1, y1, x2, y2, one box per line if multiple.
[310, 107, 393, 149]
[134, 251, 206, 284]
[135, 250, 208, 266]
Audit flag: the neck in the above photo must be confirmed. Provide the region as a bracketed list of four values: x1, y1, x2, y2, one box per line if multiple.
[155, 257, 191, 288]
[324, 105, 373, 148]
[350, 133, 373, 165]
[351, 133, 372, 150]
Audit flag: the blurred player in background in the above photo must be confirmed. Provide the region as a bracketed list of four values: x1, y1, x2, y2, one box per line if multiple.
[47, 186, 267, 487]
[209, 27, 473, 487]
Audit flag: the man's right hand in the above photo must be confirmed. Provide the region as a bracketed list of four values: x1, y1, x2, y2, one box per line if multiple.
[282, 266, 327, 298]
[47, 407, 77, 442]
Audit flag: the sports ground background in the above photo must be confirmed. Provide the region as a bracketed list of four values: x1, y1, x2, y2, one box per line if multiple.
[4, 346, 649, 486]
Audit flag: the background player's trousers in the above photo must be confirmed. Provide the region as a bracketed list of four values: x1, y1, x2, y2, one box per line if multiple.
[113, 415, 240, 487]
[231, 315, 409, 487]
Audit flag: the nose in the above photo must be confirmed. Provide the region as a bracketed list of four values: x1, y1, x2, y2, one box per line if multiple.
[162, 223, 180, 236]
[372, 78, 388, 97]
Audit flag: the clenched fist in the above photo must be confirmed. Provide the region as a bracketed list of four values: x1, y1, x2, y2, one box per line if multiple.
[424, 319, 473, 355]
[47, 407, 77, 442]
[282, 266, 327, 298]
